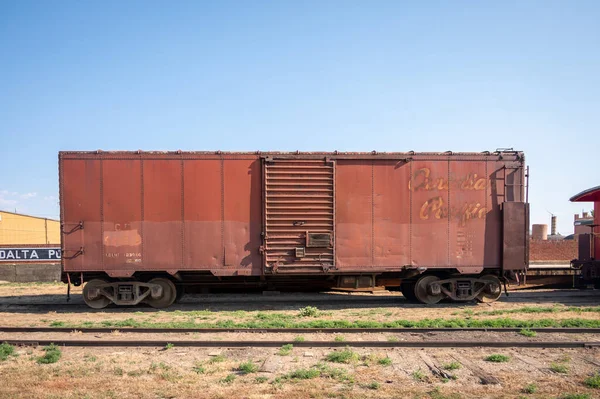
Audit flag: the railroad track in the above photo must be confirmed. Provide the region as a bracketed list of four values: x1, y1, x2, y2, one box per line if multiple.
[2, 291, 599, 309]
[0, 298, 403, 308]
[2, 339, 599, 348]
[2, 327, 600, 348]
[2, 327, 600, 334]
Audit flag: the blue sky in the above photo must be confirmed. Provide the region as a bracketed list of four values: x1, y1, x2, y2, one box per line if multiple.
[1, 1, 598, 234]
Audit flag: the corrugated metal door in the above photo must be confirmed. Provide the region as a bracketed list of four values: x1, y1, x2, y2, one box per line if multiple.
[263, 158, 335, 273]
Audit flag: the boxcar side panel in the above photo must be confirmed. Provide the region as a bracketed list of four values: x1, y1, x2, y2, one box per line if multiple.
[446, 160, 488, 271]
[102, 159, 143, 272]
[62, 159, 102, 272]
[143, 160, 182, 270]
[223, 159, 262, 272]
[335, 160, 373, 268]
[373, 160, 410, 267]
[183, 159, 223, 269]
[410, 160, 450, 267]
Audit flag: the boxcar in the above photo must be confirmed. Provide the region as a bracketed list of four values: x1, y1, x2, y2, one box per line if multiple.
[59, 150, 528, 308]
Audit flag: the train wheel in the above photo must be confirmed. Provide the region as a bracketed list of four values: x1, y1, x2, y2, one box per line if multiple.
[400, 281, 417, 301]
[414, 275, 444, 304]
[476, 275, 502, 303]
[83, 279, 111, 309]
[174, 284, 184, 303]
[146, 278, 177, 309]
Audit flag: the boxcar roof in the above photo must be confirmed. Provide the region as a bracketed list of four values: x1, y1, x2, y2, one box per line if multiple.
[59, 150, 524, 160]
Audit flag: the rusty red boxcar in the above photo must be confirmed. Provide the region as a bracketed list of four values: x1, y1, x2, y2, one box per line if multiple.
[59, 150, 528, 308]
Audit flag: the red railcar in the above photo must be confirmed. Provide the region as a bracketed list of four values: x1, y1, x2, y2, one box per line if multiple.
[570, 186, 600, 286]
[59, 150, 528, 308]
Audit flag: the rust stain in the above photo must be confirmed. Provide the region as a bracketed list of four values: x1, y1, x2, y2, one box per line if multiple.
[103, 230, 142, 247]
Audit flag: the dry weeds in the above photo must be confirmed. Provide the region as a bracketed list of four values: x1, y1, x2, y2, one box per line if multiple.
[0, 345, 598, 399]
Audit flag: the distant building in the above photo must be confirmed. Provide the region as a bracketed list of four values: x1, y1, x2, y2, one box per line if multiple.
[531, 215, 564, 241]
[0, 211, 60, 245]
[547, 233, 565, 241]
[574, 212, 595, 237]
[531, 224, 548, 240]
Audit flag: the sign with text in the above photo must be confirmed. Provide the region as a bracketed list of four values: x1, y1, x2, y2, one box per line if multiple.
[0, 248, 61, 262]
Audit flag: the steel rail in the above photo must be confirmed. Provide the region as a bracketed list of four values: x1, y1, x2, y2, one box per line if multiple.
[2, 327, 600, 334]
[0, 299, 404, 307]
[3, 339, 599, 348]
[2, 296, 599, 309]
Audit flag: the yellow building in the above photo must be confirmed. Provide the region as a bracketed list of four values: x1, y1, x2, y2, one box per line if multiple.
[0, 211, 60, 245]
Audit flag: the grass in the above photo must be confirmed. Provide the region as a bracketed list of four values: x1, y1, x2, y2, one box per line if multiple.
[37, 344, 62, 364]
[164, 343, 174, 350]
[286, 368, 321, 380]
[283, 363, 352, 383]
[378, 357, 392, 366]
[238, 361, 259, 374]
[220, 374, 236, 384]
[522, 383, 538, 394]
[0, 342, 15, 361]
[209, 354, 226, 363]
[278, 344, 293, 356]
[584, 373, 600, 389]
[325, 348, 358, 363]
[293, 336, 305, 342]
[192, 363, 205, 374]
[412, 369, 426, 381]
[471, 305, 600, 316]
[550, 362, 569, 374]
[364, 381, 380, 390]
[271, 377, 284, 389]
[559, 395, 591, 399]
[429, 386, 461, 399]
[156, 362, 170, 370]
[519, 329, 537, 337]
[254, 376, 268, 383]
[334, 335, 345, 342]
[485, 354, 510, 363]
[84, 354, 97, 362]
[298, 306, 319, 317]
[49, 321, 65, 327]
[442, 361, 461, 371]
[555, 355, 570, 364]
[313, 363, 353, 382]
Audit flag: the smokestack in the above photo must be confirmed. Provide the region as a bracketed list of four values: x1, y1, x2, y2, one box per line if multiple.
[551, 215, 557, 235]
[532, 224, 548, 240]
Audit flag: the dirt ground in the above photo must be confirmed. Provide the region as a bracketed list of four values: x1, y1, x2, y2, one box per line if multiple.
[1, 330, 600, 344]
[0, 283, 599, 329]
[1, 283, 600, 398]
[1, 344, 599, 399]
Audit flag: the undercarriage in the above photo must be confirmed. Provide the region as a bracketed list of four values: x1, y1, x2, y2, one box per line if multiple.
[77, 272, 504, 309]
[401, 274, 503, 304]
